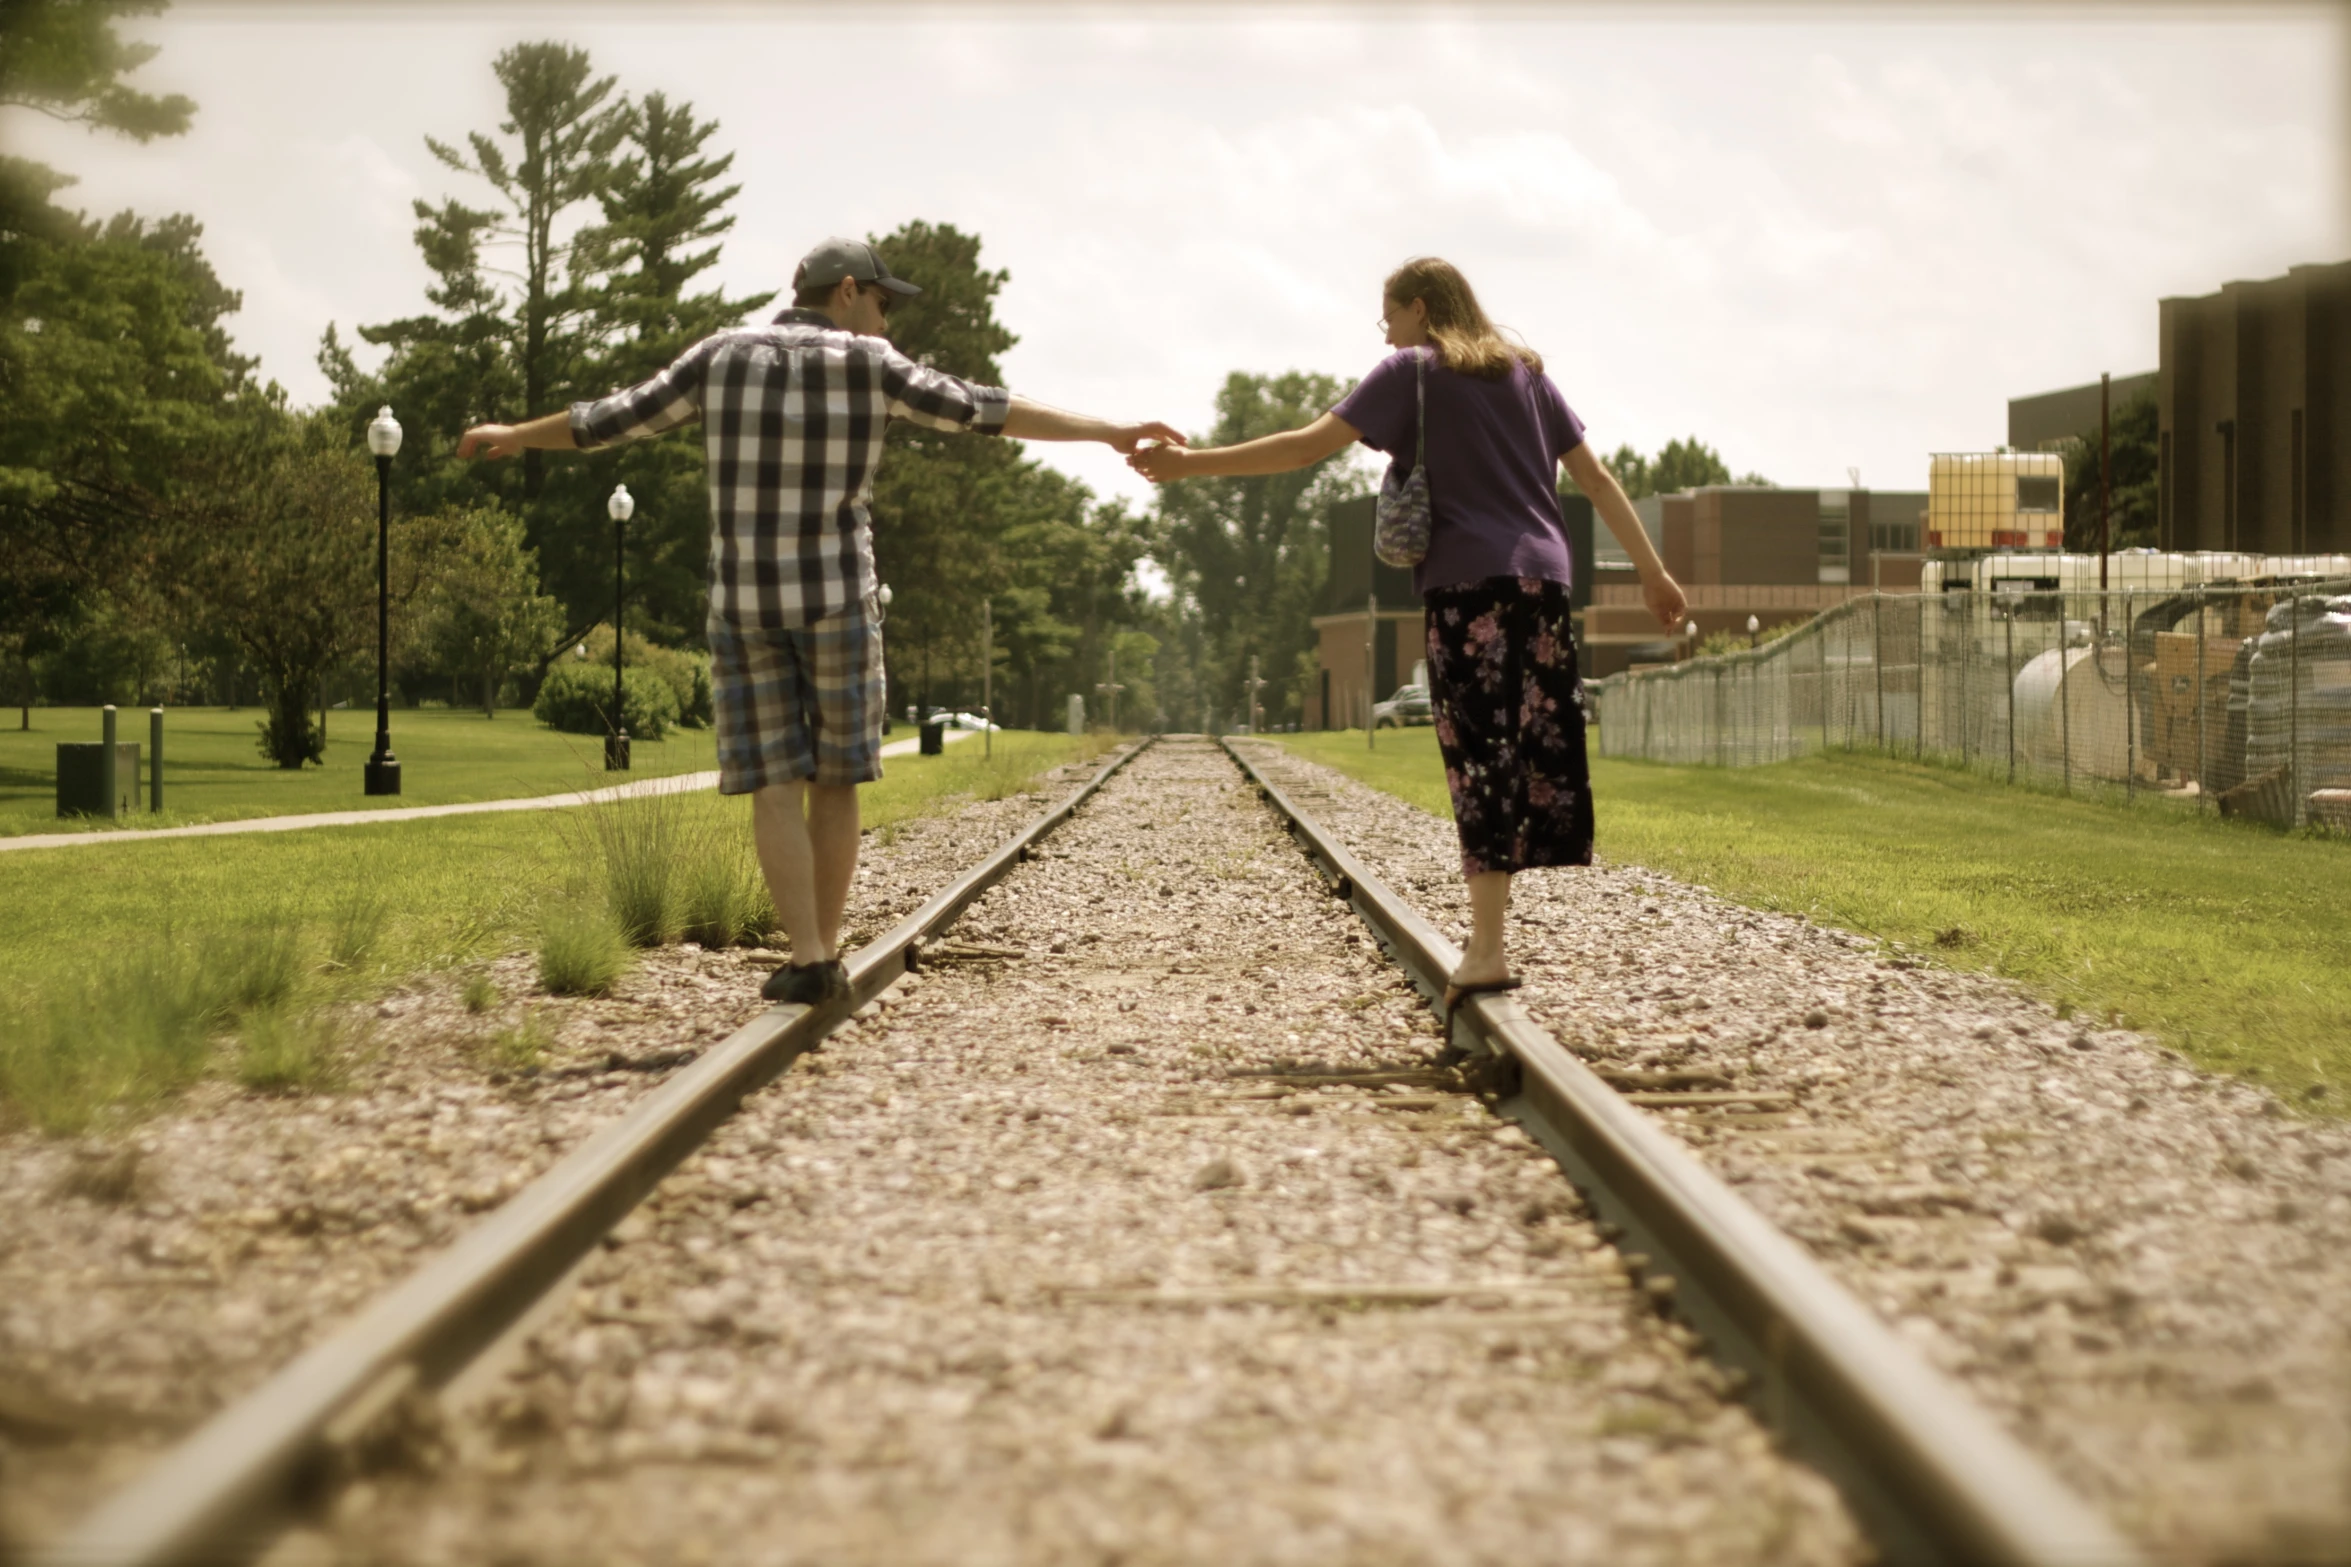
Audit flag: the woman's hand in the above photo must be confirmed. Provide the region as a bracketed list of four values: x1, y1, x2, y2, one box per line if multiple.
[1128, 441, 1195, 483]
[1642, 571, 1688, 632]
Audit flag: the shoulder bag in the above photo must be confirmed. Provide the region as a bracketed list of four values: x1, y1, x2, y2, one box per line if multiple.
[1372, 348, 1433, 569]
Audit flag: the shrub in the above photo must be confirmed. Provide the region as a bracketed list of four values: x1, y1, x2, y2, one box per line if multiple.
[574, 625, 712, 728]
[538, 901, 630, 996]
[533, 660, 681, 741]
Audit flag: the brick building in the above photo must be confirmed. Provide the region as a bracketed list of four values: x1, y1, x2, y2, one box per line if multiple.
[1305, 493, 1598, 729]
[1578, 487, 1927, 679]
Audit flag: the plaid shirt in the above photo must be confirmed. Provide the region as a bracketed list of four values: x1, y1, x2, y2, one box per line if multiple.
[568, 308, 1011, 628]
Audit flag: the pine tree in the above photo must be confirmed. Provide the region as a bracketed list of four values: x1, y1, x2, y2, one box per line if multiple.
[331, 42, 627, 630]
[570, 91, 773, 640]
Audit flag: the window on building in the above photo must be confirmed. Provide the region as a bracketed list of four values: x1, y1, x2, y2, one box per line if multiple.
[1817, 491, 1850, 584]
[1870, 520, 1919, 552]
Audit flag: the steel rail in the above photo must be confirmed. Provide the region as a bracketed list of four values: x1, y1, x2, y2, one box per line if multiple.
[1219, 738, 2143, 1567]
[42, 739, 1154, 1567]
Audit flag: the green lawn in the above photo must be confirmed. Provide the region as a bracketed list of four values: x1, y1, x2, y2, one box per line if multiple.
[0, 705, 719, 836]
[1274, 727, 2351, 1104]
[0, 729, 1100, 1131]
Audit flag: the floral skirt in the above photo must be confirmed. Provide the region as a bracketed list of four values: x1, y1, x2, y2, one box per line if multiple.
[1425, 575, 1593, 877]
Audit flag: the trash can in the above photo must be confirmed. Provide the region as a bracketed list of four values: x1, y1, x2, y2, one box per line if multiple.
[57, 742, 140, 819]
[919, 719, 945, 756]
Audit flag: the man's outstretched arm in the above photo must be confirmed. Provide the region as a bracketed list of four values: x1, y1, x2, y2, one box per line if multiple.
[456, 411, 577, 461]
[461, 336, 716, 461]
[1000, 395, 1184, 455]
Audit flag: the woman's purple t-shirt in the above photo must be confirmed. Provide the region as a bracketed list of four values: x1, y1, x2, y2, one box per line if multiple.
[1331, 349, 1586, 597]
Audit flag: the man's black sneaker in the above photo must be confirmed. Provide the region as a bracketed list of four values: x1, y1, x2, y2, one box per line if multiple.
[761, 958, 848, 1007]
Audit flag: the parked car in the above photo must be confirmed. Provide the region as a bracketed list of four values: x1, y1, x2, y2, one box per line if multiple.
[1373, 683, 1434, 728]
[939, 711, 1000, 732]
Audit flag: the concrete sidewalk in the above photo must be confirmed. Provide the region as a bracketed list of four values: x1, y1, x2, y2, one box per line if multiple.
[0, 726, 986, 854]
[0, 769, 723, 854]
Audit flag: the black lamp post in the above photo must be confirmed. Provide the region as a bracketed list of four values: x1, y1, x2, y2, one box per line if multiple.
[606, 483, 632, 771]
[363, 406, 402, 795]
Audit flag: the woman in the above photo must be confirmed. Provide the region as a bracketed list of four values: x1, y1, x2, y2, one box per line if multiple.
[1130, 256, 1687, 1009]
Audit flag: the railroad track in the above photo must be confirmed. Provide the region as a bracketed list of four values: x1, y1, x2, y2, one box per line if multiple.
[37, 736, 2141, 1566]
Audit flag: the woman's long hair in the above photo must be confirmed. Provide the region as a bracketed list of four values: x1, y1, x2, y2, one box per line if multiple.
[1383, 257, 1542, 381]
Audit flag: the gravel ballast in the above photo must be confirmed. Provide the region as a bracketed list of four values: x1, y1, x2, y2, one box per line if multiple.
[0, 774, 1098, 1556]
[311, 739, 1862, 1567]
[1237, 739, 2351, 1566]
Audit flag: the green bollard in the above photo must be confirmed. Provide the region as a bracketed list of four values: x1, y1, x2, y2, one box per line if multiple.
[151, 706, 164, 813]
[101, 705, 119, 819]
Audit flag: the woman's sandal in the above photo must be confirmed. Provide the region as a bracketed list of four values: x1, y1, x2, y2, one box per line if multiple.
[1442, 975, 1523, 1019]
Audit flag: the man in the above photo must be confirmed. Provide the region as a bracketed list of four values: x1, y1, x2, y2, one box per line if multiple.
[458, 236, 1181, 1005]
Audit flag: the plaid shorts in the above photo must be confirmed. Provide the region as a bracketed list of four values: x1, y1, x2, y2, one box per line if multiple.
[708, 594, 885, 793]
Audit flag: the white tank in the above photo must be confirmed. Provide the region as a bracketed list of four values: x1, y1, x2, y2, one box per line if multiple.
[2011, 646, 2131, 779]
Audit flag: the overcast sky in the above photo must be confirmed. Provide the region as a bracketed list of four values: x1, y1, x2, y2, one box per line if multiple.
[9, 2, 2346, 512]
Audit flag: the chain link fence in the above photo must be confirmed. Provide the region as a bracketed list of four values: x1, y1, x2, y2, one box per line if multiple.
[1590, 581, 2351, 831]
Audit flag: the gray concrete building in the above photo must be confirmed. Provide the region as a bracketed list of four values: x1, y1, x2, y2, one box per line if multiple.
[2009, 372, 2157, 452]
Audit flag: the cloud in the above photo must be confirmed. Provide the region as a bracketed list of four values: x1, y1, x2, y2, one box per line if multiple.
[18, 6, 2341, 507]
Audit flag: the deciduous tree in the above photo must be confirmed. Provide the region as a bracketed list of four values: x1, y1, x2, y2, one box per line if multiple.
[1148, 370, 1368, 728]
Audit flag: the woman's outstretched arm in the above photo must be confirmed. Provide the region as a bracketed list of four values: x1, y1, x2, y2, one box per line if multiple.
[1129, 412, 1360, 481]
[1563, 442, 1688, 631]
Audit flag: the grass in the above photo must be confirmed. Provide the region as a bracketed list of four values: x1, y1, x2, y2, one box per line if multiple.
[0, 705, 716, 838]
[537, 900, 633, 996]
[1273, 727, 2351, 1105]
[0, 729, 1098, 1132]
[460, 972, 499, 1014]
[484, 1010, 554, 1072]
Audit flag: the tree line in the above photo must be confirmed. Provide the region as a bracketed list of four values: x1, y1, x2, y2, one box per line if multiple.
[1, 6, 1764, 748]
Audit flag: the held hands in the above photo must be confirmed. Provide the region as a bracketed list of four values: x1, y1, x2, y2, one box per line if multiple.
[1642, 572, 1689, 632]
[1110, 422, 1187, 456]
[455, 423, 523, 461]
[1127, 439, 1191, 483]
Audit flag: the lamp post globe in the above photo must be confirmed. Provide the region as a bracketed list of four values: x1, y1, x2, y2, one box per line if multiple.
[363, 407, 403, 796]
[1747, 613, 1761, 650]
[606, 484, 634, 771]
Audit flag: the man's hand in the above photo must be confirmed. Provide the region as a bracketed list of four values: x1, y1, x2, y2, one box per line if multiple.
[1108, 422, 1186, 455]
[1643, 572, 1688, 632]
[457, 410, 577, 460]
[457, 423, 523, 461]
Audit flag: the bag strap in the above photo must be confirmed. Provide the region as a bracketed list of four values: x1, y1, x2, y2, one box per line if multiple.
[1412, 347, 1427, 475]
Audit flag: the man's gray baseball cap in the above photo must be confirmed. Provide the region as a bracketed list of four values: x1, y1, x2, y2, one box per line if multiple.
[793, 237, 920, 297]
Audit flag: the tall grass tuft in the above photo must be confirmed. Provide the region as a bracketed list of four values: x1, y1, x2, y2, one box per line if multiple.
[1, 940, 243, 1133]
[325, 887, 391, 972]
[236, 1007, 342, 1094]
[484, 1009, 554, 1072]
[205, 919, 307, 1014]
[677, 807, 770, 949]
[562, 791, 682, 947]
[538, 901, 631, 996]
[461, 972, 499, 1014]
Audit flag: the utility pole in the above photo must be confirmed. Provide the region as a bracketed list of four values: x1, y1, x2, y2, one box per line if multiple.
[981, 596, 992, 760]
[2099, 372, 2112, 597]
[1365, 585, 1378, 751]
